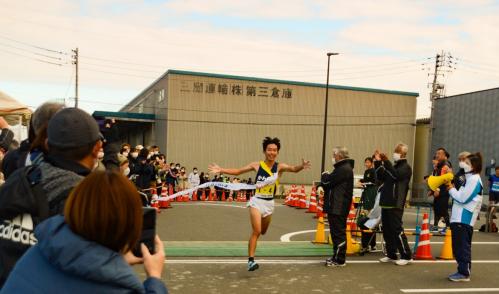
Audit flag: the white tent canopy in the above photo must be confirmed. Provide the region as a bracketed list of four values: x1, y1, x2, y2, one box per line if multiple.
[0, 90, 32, 142]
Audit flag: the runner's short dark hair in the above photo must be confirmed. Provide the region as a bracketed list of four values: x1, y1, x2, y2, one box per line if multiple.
[262, 137, 280, 152]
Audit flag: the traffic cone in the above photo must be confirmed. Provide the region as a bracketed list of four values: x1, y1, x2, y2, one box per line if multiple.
[298, 185, 307, 209]
[307, 187, 318, 213]
[312, 216, 328, 244]
[201, 189, 206, 201]
[346, 202, 358, 236]
[150, 190, 160, 212]
[414, 213, 434, 260]
[208, 189, 213, 201]
[183, 190, 189, 202]
[168, 184, 174, 200]
[221, 190, 226, 201]
[192, 190, 198, 201]
[159, 186, 171, 208]
[315, 192, 324, 219]
[438, 228, 453, 260]
[346, 224, 361, 255]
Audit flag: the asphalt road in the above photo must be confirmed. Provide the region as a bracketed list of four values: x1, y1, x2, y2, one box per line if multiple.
[134, 200, 499, 294]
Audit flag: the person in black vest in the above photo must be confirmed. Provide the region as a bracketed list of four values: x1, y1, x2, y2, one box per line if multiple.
[321, 146, 354, 267]
[374, 143, 413, 266]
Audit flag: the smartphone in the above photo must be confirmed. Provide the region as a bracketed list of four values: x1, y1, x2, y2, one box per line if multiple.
[132, 207, 157, 257]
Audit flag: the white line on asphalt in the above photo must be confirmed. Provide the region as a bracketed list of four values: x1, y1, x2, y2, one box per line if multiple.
[280, 230, 499, 243]
[172, 203, 246, 209]
[165, 259, 499, 265]
[400, 288, 499, 293]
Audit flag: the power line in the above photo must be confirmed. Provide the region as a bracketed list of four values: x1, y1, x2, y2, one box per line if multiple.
[0, 34, 68, 55]
[0, 42, 66, 61]
[0, 47, 66, 66]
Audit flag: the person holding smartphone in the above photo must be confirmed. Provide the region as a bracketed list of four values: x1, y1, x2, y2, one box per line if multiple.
[1, 171, 168, 293]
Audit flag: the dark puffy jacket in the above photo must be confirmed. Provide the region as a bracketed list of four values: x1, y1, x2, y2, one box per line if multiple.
[1, 216, 167, 294]
[0, 155, 90, 286]
[321, 159, 354, 216]
[375, 159, 412, 209]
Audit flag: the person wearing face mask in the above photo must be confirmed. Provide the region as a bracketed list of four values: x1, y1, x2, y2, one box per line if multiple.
[118, 154, 130, 177]
[0, 108, 104, 286]
[177, 167, 188, 191]
[430, 148, 453, 234]
[93, 148, 106, 172]
[445, 152, 483, 282]
[320, 146, 354, 267]
[453, 152, 471, 190]
[374, 143, 413, 266]
[188, 168, 200, 200]
[128, 148, 139, 174]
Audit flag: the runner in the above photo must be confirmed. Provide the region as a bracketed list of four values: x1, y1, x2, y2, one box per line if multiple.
[208, 137, 311, 271]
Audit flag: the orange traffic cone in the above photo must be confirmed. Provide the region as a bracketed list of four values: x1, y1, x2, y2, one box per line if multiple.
[221, 190, 226, 201]
[168, 184, 174, 201]
[298, 185, 307, 209]
[159, 186, 171, 208]
[192, 190, 198, 201]
[315, 191, 324, 219]
[414, 213, 434, 260]
[307, 187, 318, 213]
[208, 189, 214, 201]
[346, 202, 358, 235]
[150, 190, 160, 212]
[438, 228, 453, 260]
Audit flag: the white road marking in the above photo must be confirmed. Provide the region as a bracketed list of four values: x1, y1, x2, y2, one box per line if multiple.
[166, 259, 499, 265]
[280, 231, 496, 242]
[172, 202, 246, 209]
[400, 288, 499, 293]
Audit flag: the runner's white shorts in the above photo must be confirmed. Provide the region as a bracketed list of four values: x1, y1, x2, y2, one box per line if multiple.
[247, 197, 275, 218]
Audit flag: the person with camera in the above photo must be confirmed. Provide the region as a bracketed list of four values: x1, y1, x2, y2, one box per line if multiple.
[374, 143, 413, 266]
[1, 171, 167, 293]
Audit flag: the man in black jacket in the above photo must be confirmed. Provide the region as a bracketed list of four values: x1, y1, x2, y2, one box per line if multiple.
[321, 146, 354, 267]
[0, 108, 103, 287]
[374, 143, 413, 265]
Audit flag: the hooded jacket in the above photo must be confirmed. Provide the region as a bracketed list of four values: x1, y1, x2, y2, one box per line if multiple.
[1, 215, 167, 294]
[375, 158, 412, 209]
[0, 155, 90, 286]
[321, 158, 355, 216]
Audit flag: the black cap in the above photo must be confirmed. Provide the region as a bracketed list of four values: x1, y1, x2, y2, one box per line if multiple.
[47, 108, 102, 149]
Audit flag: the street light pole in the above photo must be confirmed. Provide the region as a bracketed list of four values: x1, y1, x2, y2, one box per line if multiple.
[321, 52, 339, 174]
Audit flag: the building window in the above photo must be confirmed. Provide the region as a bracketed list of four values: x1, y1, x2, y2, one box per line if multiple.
[138, 103, 143, 113]
[158, 89, 165, 102]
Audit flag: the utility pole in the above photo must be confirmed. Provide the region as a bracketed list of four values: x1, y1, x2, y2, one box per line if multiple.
[321, 52, 339, 174]
[72, 48, 79, 108]
[427, 51, 454, 174]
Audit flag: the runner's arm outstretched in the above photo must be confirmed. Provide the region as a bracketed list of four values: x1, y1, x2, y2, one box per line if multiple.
[278, 159, 311, 173]
[209, 162, 259, 175]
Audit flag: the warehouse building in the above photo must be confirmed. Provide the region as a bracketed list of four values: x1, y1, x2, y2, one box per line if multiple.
[116, 69, 419, 185]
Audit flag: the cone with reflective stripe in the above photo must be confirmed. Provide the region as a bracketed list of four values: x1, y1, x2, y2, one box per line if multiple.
[201, 189, 206, 201]
[438, 228, 453, 260]
[192, 190, 198, 201]
[159, 186, 171, 208]
[221, 190, 226, 201]
[298, 185, 307, 209]
[312, 216, 328, 244]
[307, 186, 318, 213]
[150, 190, 160, 212]
[414, 213, 434, 260]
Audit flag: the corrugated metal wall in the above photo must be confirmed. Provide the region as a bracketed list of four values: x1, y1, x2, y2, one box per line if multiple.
[164, 73, 417, 184]
[432, 88, 499, 192]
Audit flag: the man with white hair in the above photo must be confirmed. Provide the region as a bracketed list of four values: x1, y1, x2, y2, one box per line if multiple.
[374, 143, 413, 265]
[321, 146, 354, 267]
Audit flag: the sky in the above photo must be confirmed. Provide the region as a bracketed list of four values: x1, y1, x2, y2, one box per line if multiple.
[1, 0, 499, 118]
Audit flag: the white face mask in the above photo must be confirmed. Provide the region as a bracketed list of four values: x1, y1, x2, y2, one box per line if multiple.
[393, 153, 401, 162]
[122, 152, 129, 157]
[131, 152, 138, 158]
[460, 161, 472, 173]
[123, 167, 130, 176]
[193, 170, 198, 174]
[98, 151, 104, 160]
